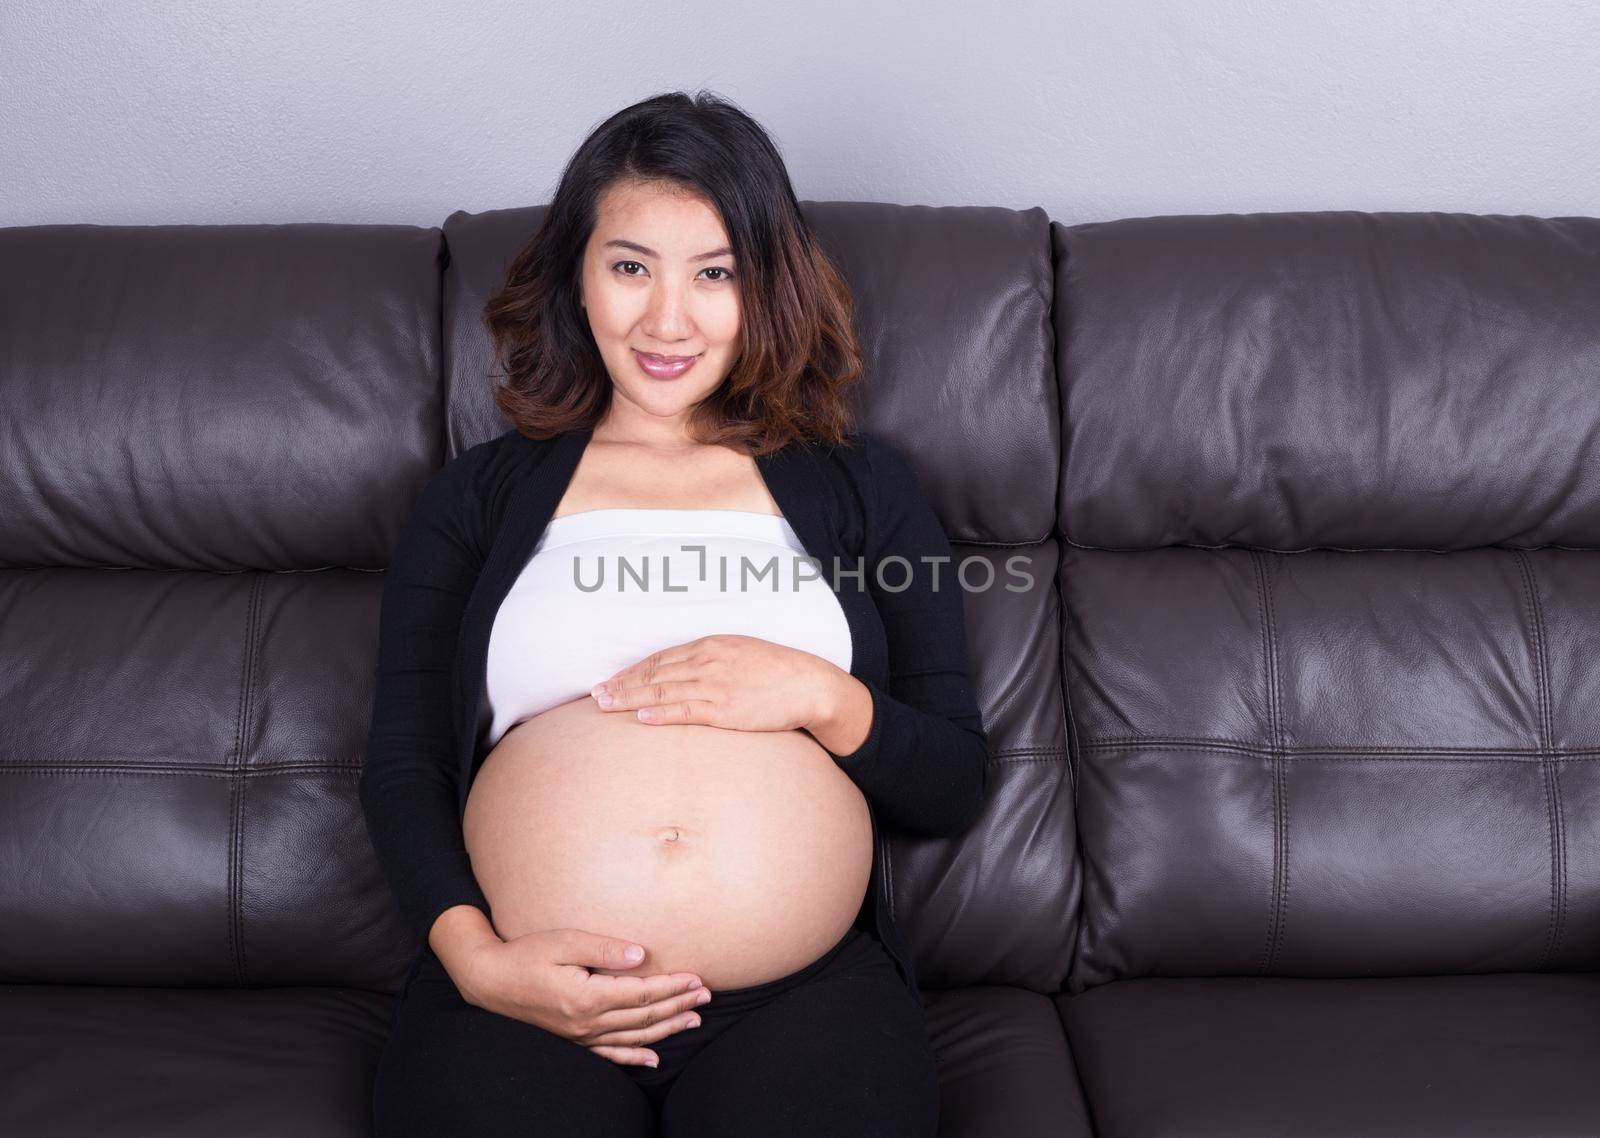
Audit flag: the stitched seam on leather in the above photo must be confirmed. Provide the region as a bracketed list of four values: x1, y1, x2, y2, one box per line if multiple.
[226, 588, 243, 988]
[229, 575, 263, 987]
[1248, 556, 1273, 973]
[1517, 553, 1558, 971]
[0, 765, 369, 775]
[1276, 750, 1291, 973]
[1270, 555, 1290, 975]
[243, 576, 264, 985]
[1537, 759, 1559, 972]
[989, 748, 1068, 765]
[1516, 551, 1563, 972]
[1250, 553, 1274, 975]
[1081, 740, 1598, 757]
[1058, 536, 1600, 555]
[241, 575, 267, 986]
[1054, 540, 1088, 992]
[1251, 551, 1288, 976]
[1126, 754, 1586, 763]
[1054, 543, 1081, 803]
[1553, 763, 1568, 966]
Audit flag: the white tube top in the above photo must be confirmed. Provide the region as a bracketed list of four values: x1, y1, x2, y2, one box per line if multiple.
[484, 508, 855, 748]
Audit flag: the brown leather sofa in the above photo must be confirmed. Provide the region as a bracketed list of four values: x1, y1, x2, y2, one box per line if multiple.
[2, 205, 1597, 1137]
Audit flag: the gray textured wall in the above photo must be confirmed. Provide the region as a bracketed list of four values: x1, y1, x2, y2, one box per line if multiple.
[2, 0, 1596, 228]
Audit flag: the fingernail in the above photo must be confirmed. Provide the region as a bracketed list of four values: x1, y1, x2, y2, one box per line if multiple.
[688, 1016, 702, 1029]
[695, 990, 711, 1005]
[646, 1057, 659, 1068]
[596, 692, 614, 708]
[624, 945, 643, 962]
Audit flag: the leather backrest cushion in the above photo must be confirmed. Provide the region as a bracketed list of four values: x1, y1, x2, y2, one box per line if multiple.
[1053, 212, 1600, 991]
[0, 223, 446, 988]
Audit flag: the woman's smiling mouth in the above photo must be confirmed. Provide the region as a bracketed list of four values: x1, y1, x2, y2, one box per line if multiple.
[634, 350, 700, 378]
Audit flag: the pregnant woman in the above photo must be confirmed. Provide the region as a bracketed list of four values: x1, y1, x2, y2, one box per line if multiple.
[362, 90, 988, 1138]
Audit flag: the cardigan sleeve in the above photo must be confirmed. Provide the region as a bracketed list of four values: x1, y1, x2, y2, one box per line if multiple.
[822, 436, 989, 838]
[358, 452, 493, 946]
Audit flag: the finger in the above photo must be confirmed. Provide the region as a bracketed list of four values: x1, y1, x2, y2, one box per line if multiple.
[591, 666, 692, 708]
[637, 698, 720, 725]
[588, 985, 712, 1035]
[600, 647, 676, 692]
[599, 640, 707, 691]
[594, 665, 693, 701]
[589, 1044, 661, 1068]
[584, 1007, 704, 1049]
[595, 662, 682, 700]
[582, 971, 706, 1011]
[599, 678, 702, 712]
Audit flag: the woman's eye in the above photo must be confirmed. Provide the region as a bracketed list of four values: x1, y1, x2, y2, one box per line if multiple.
[610, 261, 735, 282]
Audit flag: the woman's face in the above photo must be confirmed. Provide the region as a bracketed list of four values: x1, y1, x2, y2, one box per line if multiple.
[579, 179, 742, 436]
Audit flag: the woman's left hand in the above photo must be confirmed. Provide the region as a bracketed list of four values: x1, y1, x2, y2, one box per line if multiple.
[588, 634, 837, 732]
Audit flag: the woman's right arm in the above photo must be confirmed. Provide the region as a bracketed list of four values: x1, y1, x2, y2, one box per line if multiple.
[359, 449, 497, 961]
[357, 444, 717, 1062]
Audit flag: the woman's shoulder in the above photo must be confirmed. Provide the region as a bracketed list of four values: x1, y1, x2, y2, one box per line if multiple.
[801, 430, 939, 562]
[815, 429, 926, 503]
[452, 427, 564, 487]
[406, 429, 556, 529]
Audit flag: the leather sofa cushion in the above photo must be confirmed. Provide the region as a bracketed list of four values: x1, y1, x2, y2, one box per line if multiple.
[1058, 970, 1600, 1137]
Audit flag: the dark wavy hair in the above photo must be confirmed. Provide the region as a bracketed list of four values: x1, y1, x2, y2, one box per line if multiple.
[484, 90, 864, 455]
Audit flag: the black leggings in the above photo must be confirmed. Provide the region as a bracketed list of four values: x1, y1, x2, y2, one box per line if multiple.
[371, 924, 940, 1137]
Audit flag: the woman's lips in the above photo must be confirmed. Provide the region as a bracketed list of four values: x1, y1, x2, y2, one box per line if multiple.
[634, 350, 699, 379]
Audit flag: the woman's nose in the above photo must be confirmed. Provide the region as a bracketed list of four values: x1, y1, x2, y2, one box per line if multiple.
[643, 281, 696, 332]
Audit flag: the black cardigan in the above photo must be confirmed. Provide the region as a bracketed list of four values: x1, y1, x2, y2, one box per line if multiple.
[359, 423, 989, 995]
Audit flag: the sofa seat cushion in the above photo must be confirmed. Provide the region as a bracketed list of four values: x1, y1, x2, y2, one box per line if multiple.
[0, 981, 392, 1137]
[1056, 972, 1600, 1138]
[923, 985, 1095, 1137]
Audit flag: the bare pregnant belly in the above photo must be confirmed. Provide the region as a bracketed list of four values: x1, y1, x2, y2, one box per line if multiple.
[461, 696, 875, 991]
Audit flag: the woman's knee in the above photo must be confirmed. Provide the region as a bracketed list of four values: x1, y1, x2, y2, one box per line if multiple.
[372, 975, 655, 1138]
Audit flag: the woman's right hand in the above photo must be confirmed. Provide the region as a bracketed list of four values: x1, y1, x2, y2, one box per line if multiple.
[455, 927, 713, 1068]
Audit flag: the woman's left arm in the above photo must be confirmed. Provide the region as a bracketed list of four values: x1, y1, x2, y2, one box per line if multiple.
[810, 436, 989, 838]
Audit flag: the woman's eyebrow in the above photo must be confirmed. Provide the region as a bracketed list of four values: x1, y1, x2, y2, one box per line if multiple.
[603, 238, 734, 261]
